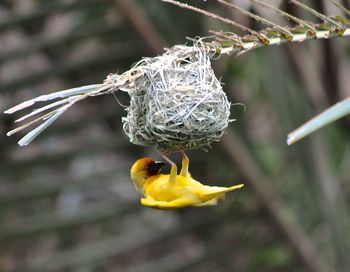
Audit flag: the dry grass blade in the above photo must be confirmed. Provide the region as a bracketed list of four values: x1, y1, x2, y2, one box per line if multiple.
[6, 110, 59, 137]
[17, 107, 70, 146]
[5, 85, 103, 145]
[4, 84, 100, 114]
[14, 97, 77, 123]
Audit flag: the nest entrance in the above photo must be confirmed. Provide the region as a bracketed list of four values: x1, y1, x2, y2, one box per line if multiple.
[122, 45, 231, 153]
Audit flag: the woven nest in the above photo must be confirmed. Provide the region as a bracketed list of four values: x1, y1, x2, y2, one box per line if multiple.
[122, 45, 231, 153]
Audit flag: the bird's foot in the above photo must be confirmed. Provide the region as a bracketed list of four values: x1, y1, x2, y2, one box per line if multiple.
[180, 151, 190, 177]
[160, 152, 177, 182]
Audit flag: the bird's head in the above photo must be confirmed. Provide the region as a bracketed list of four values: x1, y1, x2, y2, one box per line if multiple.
[130, 157, 166, 192]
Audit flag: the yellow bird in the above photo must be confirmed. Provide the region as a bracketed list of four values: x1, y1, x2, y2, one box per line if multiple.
[130, 153, 244, 209]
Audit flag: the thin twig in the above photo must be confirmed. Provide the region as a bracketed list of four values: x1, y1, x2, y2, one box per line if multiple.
[329, 0, 350, 17]
[251, 0, 317, 33]
[115, 0, 167, 53]
[218, 0, 293, 39]
[290, 0, 343, 28]
[162, 0, 270, 44]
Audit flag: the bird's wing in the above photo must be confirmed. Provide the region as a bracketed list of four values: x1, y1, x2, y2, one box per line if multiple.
[144, 175, 191, 200]
[179, 176, 243, 195]
[141, 193, 201, 209]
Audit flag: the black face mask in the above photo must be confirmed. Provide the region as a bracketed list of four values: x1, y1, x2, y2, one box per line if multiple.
[147, 161, 166, 176]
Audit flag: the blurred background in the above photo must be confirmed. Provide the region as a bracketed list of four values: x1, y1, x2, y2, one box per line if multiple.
[1, 0, 350, 271]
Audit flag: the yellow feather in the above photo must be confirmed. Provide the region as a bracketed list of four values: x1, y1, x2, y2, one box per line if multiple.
[130, 155, 244, 209]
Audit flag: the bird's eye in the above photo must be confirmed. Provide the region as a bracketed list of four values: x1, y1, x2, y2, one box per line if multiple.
[147, 161, 166, 176]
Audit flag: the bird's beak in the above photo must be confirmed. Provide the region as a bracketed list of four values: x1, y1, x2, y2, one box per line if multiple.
[147, 161, 166, 176]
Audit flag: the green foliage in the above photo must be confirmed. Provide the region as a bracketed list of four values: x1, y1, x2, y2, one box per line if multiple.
[250, 244, 291, 271]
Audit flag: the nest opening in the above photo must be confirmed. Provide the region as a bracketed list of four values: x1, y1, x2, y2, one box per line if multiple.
[122, 45, 231, 152]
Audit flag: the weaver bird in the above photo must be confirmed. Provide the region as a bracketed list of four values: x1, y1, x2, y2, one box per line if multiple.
[130, 153, 244, 209]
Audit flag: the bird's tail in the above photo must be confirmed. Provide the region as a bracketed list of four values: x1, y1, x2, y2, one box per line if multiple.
[195, 184, 243, 207]
[4, 83, 113, 146]
[201, 184, 244, 199]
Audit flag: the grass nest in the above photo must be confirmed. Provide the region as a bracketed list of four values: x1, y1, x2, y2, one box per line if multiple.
[121, 44, 231, 152]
